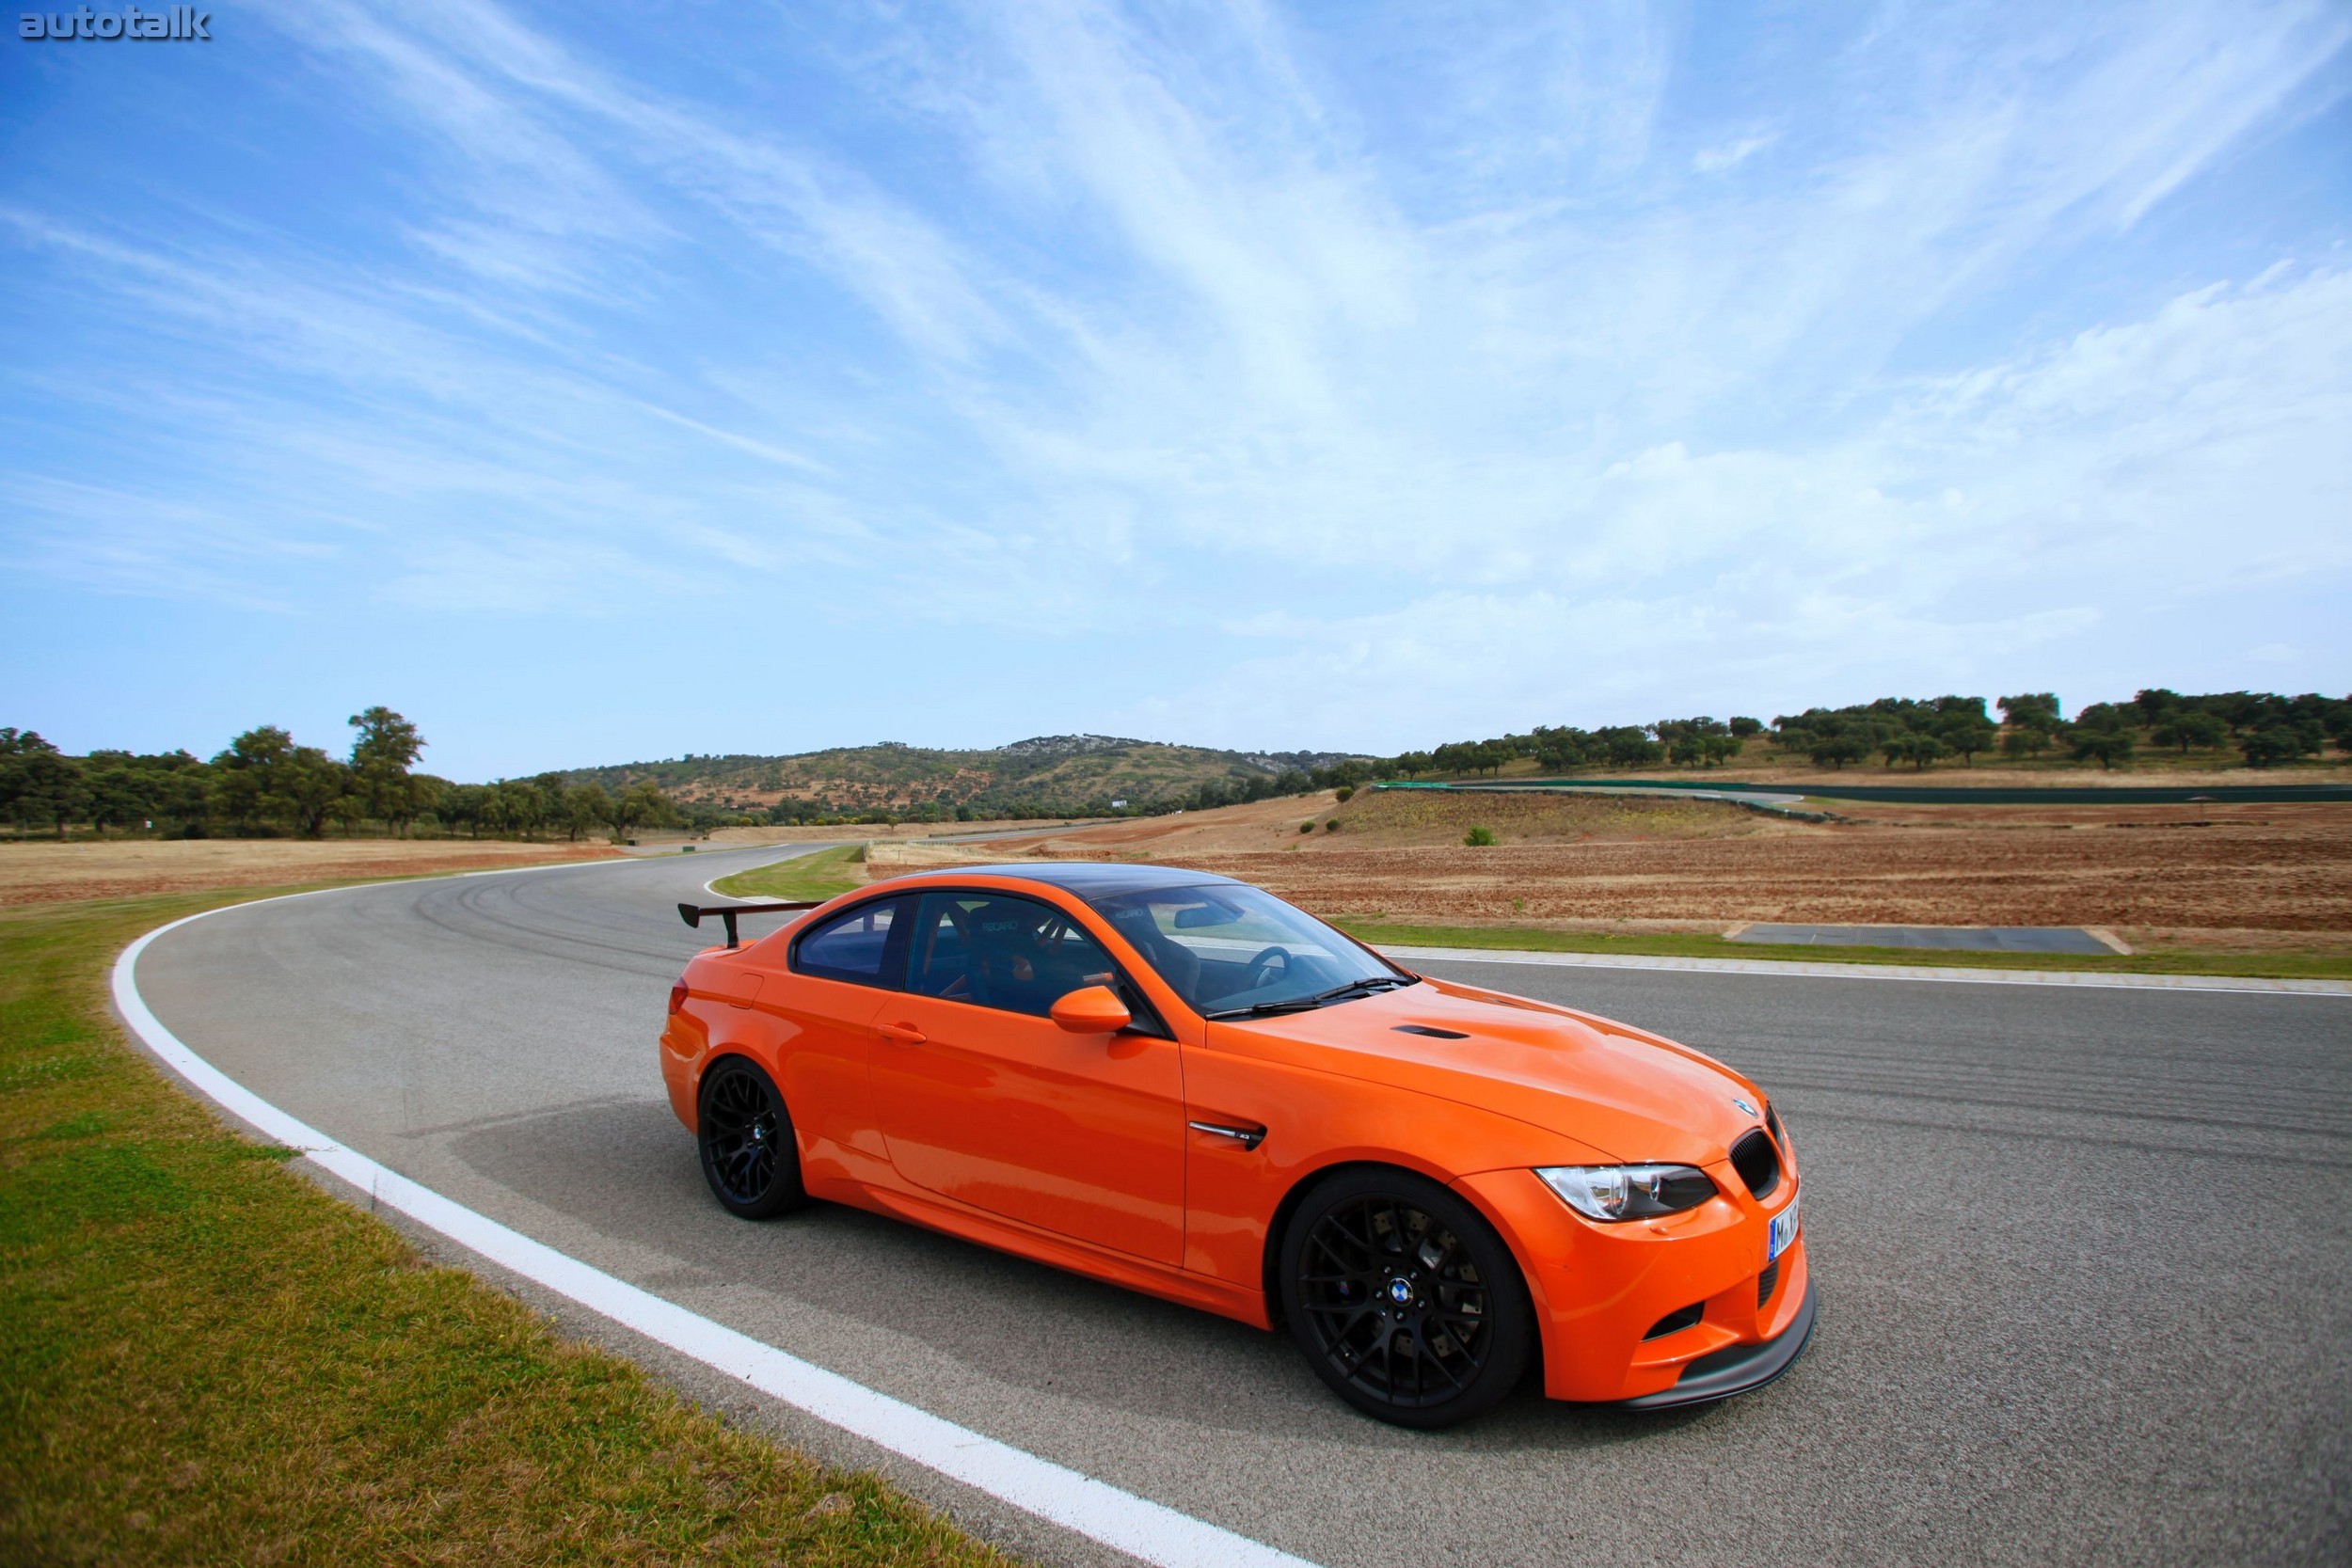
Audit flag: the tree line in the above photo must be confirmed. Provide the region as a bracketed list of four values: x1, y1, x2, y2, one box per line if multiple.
[1382, 688, 2352, 781]
[753, 756, 1385, 828]
[0, 709, 683, 841]
[10, 683, 2345, 841]
[1774, 689, 2351, 771]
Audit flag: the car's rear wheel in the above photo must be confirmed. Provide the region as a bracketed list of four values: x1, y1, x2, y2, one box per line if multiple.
[1279, 1167, 1534, 1428]
[696, 1058, 805, 1218]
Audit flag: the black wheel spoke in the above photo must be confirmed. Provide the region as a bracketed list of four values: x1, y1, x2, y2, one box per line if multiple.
[701, 1066, 782, 1205]
[1295, 1192, 1498, 1412]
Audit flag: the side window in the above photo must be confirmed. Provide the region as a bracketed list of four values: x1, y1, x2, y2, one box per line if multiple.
[909, 892, 1125, 1020]
[791, 897, 909, 988]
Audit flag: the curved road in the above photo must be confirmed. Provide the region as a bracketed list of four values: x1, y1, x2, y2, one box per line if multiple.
[134, 847, 2349, 1567]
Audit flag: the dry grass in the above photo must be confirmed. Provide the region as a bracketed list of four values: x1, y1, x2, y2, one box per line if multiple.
[0, 839, 624, 908]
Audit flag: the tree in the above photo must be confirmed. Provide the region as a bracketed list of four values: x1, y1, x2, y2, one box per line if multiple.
[1596, 726, 1662, 767]
[1530, 727, 1596, 771]
[273, 747, 351, 837]
[2000, 725, 2048, 760]
[1999, 693, 2062, 730]
[483, 777, 562, 840]
[562, 784, 612, 841]
[2071, 730, 2135, 770]
[1936, 716, 1997, 765]
[2152, 711, 2227, 752]
[1997, 692, 2061, 759]
[2240, 722, 2320, 768]
[84, 756, 160, 835]
[1729, 716, 1763, 738]
[211, 726, 296, 832]
[0, 731, 87, 838]
[612, 783, 681, 841]
[1808, 730, 1867, 769]
[347, 706, 426, 835]
[1881, 733, 1946, 769]
[438, 783, 491, 837]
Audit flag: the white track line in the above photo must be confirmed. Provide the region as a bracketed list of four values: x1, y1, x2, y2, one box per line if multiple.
[1382, 943, 2352, 995]
[112, 890, 1321, 1568]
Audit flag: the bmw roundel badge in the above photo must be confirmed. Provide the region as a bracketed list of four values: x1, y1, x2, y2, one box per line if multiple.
[1732, 1097, 1759, 1118]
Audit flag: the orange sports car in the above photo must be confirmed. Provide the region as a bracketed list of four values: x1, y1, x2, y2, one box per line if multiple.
[661, 863, 1811, 1428]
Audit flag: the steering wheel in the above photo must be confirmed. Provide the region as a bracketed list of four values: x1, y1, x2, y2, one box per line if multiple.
[1244, 945, 1295, 991]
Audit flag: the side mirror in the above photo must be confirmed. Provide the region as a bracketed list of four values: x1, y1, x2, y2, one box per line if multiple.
[1050, 985, 1132, 1035]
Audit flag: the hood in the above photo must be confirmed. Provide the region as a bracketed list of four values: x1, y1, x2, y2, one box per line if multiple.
[1207, 977, 1763, 1167]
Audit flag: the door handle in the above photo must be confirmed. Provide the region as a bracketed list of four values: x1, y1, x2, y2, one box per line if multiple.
[877, 1022, 928, 1047]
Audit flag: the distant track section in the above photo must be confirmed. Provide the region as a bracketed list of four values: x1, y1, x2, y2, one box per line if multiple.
[1377, 778, 2352, 805]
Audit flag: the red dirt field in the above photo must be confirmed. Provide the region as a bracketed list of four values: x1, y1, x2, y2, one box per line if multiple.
[865, 789, 2352, 951]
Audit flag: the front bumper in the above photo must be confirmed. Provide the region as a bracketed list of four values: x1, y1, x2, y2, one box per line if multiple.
[1455, 1165, 1811, 1403]
[1620, 1276, 1815, 1410]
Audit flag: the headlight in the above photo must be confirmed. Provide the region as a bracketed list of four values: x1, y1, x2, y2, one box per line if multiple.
[1537, 1164, 1718, 1222]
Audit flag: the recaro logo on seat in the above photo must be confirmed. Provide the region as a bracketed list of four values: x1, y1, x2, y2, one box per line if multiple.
[19, 6, 211, 39]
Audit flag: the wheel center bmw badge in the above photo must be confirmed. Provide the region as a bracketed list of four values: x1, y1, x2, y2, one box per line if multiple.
[1388, 1279, 1413, 1304]
[1732, 1097, 1759, 1117]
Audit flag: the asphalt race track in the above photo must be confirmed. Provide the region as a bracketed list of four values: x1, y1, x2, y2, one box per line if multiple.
[132, 847, 2350, 1567]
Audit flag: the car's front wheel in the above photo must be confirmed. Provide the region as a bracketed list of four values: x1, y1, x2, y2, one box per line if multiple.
[696, 1058, 806, 1219]
[1279, 1167, 1534, 1428]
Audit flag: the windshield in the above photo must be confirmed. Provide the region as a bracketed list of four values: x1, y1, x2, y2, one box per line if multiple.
[1085, 883, 1412, 1018]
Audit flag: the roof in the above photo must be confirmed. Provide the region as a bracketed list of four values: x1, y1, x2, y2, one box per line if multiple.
[886, 862, 1239, 897]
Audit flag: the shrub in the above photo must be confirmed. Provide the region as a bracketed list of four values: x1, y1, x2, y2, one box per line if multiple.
[1299, 821, 1315, 834]
[1334, 785, 1355, 802]
[1325, 818, 1340, 832]
[1464, 825, 1496, 847]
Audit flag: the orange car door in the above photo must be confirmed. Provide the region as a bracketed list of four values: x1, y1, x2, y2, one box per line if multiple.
[768, 895, 913, 1182]
[872, 891, 1185, 1264]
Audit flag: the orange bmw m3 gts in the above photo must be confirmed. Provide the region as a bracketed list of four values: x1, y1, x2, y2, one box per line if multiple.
[660, 863, 1812, 1428]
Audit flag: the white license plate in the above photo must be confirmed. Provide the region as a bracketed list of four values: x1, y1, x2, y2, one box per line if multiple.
[1767, 1193, 1801, 1264]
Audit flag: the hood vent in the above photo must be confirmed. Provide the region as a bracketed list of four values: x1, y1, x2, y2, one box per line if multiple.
[1392, 1024, 1470, 1039]
[1729, 1128, 1781, 1200]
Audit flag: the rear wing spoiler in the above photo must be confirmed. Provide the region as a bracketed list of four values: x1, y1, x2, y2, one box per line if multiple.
[677, 900, 824, 949]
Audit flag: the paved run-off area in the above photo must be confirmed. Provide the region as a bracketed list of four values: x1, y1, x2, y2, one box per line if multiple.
[128, 848, 2349, 1567]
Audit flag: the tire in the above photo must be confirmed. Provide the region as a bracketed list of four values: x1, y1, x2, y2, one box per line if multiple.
[1278, 1166, 1534, 1429]
[696, 1057, 806, 1219]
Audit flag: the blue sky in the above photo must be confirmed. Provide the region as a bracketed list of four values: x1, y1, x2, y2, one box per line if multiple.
[4, 2, 2348, 781]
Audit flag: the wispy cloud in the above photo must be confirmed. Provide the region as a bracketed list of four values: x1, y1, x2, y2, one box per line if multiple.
[2, 0, 2346, 769]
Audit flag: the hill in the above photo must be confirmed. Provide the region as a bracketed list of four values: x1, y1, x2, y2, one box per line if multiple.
[553, 735, 1370, 820]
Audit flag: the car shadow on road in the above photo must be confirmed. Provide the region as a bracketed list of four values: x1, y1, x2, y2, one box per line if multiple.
[444, 1099, 1777, 1451]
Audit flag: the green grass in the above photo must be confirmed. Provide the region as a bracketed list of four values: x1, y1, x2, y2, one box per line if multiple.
[709, 845, 870, 902]
[1327, 917, 2352, 981]
[0, 885, 1019, 1568]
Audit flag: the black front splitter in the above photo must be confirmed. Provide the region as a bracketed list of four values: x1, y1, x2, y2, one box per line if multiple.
[1617, 1277, 1817, 1412]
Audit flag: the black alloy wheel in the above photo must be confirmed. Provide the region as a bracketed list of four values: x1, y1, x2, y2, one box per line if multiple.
[696, 1058, 806, 1219]
[1279, 1167, 1534, 1428]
